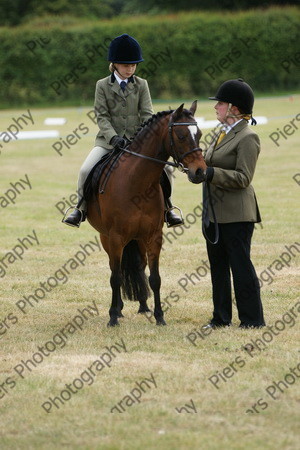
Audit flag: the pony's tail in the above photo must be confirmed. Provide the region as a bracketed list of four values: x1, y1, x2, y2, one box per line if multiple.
[121, 240, 150, 301]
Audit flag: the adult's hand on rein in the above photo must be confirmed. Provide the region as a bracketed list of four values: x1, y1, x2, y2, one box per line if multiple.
[204, 167, 214, 182]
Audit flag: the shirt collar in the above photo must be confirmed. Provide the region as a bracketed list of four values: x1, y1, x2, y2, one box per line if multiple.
[114, 71, 127, 85]
[222, 119, 243, 134]
[111, 71, 134, 85]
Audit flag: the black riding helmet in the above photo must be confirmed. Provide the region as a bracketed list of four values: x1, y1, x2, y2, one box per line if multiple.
[108, 34, 144, 64]
[209, 78, 254, 115]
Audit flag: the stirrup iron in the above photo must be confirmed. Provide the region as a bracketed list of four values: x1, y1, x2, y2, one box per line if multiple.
[165, 206, 184, 228]
[62, 205, 84, 225]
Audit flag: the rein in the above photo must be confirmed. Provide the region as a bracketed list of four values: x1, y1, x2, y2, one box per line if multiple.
[121, 146, 186, 171]
[120, 120, 202, 173]
[202, 182, 219, 245]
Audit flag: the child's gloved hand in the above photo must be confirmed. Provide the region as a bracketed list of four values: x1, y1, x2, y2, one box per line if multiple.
[110, 136, 128, 150]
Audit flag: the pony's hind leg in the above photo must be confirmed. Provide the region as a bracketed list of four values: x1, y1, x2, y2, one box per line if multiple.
[138, 300, 151, 314]
[137, 241, 151, 314]
[149, 261, 165, 325]
[108, 267, 122, 326]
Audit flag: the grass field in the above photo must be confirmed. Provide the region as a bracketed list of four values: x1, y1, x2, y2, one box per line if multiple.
[0, 95, 299, 450]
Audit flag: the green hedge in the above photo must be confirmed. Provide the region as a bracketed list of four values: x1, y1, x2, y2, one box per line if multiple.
[0, 7, 299, 107]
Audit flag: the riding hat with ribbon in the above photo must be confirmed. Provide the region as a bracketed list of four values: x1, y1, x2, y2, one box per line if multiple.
[209, 78, 257, 125]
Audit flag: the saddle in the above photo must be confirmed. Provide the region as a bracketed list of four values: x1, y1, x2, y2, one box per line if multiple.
[83, 149, 123, 202]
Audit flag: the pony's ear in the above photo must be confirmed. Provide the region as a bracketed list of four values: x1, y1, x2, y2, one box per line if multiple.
[190, 100, 197, 116]
[172, 103, 184, 121]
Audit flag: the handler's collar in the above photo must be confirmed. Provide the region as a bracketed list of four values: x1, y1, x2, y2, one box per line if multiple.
[222, 119, 243, 134]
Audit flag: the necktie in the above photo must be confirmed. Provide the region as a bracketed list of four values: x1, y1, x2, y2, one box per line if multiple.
[120, 81, 127, 92]
[216, 130, 226, 146]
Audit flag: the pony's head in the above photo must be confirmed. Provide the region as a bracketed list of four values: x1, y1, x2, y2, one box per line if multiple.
[168, 101, 207, 184]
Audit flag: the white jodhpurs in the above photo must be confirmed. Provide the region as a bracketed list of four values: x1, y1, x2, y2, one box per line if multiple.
[77, 146, 110, 211]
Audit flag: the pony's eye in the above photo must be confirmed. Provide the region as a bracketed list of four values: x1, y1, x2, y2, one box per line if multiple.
[178, 135, 186, 141]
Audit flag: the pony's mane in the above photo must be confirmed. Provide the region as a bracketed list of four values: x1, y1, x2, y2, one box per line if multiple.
[130, 110, 173, 142]
[130, 108, 194, 143]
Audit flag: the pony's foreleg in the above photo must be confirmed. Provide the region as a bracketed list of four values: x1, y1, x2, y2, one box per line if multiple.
[101, 234, 124, 327]
[147, 235, 166, 326]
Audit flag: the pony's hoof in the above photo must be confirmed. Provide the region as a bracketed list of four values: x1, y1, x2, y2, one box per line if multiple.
[107, 318, 119, 327]
[156, 319, 166, 326]
[137, 307, 151, 314]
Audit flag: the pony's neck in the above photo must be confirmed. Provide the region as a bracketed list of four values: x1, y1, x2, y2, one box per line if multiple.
[129, 113, 171, 160]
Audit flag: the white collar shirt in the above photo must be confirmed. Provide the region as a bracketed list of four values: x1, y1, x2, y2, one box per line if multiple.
[114, 71, 128, 85]
[223, 119, 243, 134]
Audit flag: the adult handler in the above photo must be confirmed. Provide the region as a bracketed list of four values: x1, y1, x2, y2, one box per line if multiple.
[63, 33, 182, 228]
[202, 78, 265, 329]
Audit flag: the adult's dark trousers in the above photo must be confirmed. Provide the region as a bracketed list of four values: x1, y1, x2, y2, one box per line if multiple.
[206, 221, 265, 327]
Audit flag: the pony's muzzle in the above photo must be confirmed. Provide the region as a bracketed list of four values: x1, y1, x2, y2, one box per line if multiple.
[188, 168, 205, 184]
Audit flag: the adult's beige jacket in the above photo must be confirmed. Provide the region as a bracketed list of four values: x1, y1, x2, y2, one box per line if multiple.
[94, 74, 154, 149]
[205, 119, 261, 223]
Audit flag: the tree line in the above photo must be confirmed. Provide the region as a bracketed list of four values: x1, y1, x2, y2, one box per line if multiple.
[0, 0, 298, 26]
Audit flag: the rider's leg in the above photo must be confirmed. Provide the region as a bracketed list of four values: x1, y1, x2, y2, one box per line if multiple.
[63, 146, 110, 228]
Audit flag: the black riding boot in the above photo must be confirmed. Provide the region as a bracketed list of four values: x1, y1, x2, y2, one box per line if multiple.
[164, 197, 184, 228]
[62, 207, 86, 228]
[160, 170, 184, 228]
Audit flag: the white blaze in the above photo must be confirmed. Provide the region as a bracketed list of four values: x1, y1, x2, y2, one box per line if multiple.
[188, 125, 198, 143]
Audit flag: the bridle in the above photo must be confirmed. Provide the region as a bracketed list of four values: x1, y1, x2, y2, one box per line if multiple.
[121, 119, 203, 173]
[168, 121, 202, 172]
